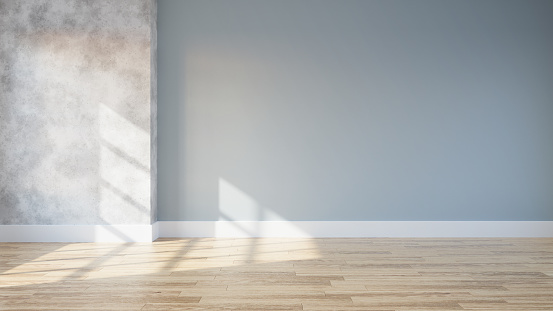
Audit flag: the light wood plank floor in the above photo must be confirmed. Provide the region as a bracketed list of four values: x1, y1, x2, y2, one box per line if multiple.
[1, 238, 552, 310]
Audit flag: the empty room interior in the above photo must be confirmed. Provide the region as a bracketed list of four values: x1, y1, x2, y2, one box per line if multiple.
[1, 0, 553, 310]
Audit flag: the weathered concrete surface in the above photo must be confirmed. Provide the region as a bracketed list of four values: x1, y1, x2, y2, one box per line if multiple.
[0, 0, 157, 225]
[150, 0, 157, 224]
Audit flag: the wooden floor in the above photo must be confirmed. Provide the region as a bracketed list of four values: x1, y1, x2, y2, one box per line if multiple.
[1, 238, 552, 310]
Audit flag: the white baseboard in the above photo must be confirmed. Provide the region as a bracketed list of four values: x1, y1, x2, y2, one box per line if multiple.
[0, 224, 154, 242]
[1, 221, 552, 242]
[152, 221, 160, 241]
[157, 221, 553, 238]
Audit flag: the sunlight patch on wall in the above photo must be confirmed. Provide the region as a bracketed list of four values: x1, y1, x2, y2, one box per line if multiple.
[99, 103, 150, 223]
[99, 103, 150, 169]
[217, 178, 316, 239]
[218, 178, 260, 221]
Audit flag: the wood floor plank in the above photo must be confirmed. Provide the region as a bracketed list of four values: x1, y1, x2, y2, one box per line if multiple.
[1, 238, 552, 310]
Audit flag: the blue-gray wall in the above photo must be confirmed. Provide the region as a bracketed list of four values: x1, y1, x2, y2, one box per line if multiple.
[158, 0, 553, 221]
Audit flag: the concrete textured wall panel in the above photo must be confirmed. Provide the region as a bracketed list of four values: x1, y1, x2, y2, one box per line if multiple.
[150, 0, 158, 224]
[0, 0, 157, 225]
